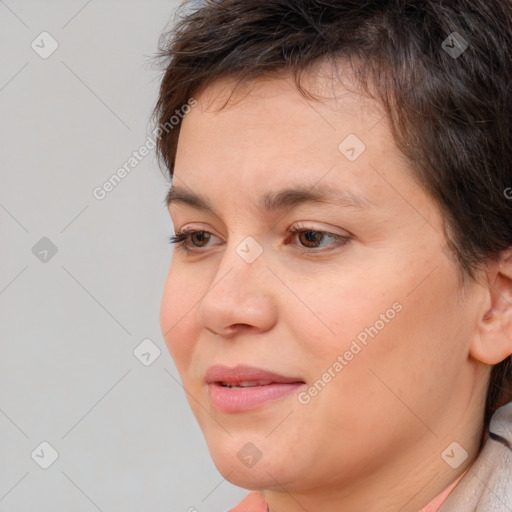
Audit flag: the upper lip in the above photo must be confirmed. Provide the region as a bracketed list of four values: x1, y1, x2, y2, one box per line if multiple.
[205, 364, 305, 385]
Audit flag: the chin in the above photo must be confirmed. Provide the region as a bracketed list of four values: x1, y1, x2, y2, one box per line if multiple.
[203, 434, 294, 489]
[214, 456, 283, 490]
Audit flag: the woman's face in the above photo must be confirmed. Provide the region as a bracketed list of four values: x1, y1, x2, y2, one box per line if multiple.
[160, 72, 483, 494]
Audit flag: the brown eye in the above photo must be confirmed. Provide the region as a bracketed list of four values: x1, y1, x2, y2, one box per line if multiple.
[298, 230, 325, 248]
[287, 225, 351, 252]
[169, 229, 223, 253]
[190, 231, 210, 247]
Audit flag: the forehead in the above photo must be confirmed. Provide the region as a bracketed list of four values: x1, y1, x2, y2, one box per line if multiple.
[172, 66, 417, 221]
[191, 63, 381, 127]
[177, 70, 386, 164]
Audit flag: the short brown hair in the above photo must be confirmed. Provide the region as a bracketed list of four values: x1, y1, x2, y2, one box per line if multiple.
[152, 0, 512, 431]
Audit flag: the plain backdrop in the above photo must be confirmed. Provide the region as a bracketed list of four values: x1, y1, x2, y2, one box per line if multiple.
[0, 1, 248, 510]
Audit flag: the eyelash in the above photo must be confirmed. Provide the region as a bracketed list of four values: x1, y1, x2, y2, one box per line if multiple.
[168, 224, 351, 254]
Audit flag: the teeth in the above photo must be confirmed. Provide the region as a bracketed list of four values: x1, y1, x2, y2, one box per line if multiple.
[220, 380, 273, 388]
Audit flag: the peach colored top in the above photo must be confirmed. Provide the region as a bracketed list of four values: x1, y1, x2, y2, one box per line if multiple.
[228, 470, 468, 512]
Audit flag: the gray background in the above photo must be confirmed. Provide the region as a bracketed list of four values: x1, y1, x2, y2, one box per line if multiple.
[0, 1, 247, 510]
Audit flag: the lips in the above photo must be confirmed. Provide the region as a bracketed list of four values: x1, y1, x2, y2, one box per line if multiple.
[204, 364, 304, 386]
[204, 364, 306, 412]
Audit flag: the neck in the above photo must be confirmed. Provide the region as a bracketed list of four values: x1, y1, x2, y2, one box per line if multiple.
[264, 426, 483, 512]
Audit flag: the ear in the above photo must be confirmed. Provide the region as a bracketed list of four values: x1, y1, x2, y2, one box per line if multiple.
[470, 247, 512, 365]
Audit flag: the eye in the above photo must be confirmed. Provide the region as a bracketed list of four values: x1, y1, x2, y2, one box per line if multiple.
[287, 224, 350, 251]
[169, 224, 351, 254]
[168, 228, 221, 252]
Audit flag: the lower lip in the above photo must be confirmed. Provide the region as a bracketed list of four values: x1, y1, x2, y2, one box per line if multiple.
[207, 382, 305, 412]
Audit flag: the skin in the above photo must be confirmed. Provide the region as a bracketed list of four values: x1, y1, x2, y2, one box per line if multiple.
[159, 64, 512, 512]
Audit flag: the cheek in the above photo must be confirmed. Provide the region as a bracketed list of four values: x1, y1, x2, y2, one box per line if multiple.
[301, 276, 401, 361]
[359, 274, 464, 410]
[159, 265, 200, 370]
[298, 261, 464, 414]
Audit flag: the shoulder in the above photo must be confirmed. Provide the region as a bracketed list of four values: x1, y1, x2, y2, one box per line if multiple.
[227, 491, 267, 512]
[489, 399, 512, 447]
[439, 400, 512, 511]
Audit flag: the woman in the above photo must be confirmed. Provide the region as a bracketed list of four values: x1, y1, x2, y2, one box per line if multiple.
[153, 1, 512, 510]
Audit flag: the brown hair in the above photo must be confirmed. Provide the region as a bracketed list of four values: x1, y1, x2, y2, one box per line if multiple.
[152, 0, 512, 431]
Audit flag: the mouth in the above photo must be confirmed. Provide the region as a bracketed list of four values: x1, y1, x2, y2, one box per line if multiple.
[218, 380, 277, 388]
[205, 364, 306, 412]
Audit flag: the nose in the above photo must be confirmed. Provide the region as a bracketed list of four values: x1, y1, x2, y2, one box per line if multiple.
[195, 240, 278, 337]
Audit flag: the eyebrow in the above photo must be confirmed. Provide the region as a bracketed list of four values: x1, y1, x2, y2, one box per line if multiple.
[165, 182, 374, 215]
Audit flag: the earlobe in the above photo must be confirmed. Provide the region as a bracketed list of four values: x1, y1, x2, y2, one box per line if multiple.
[469, 248, 512, 365]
